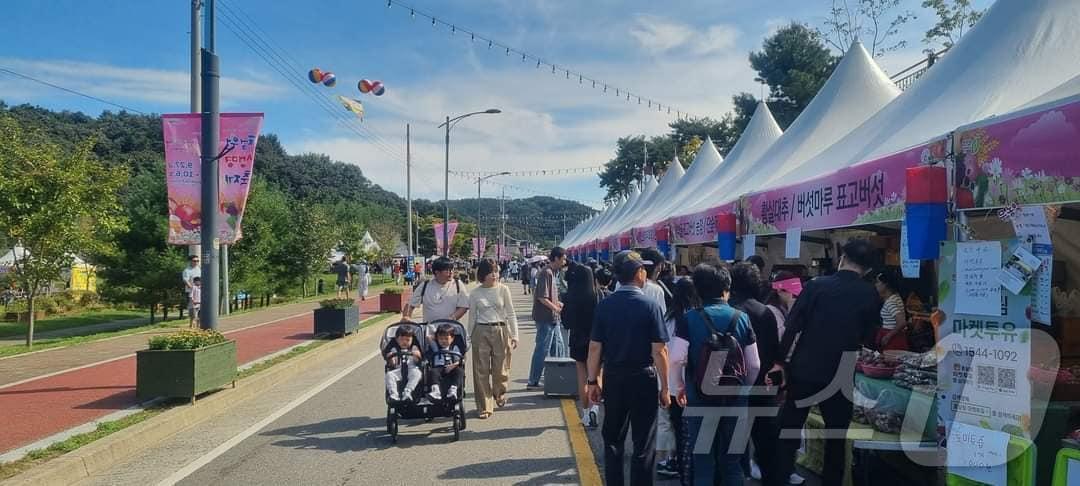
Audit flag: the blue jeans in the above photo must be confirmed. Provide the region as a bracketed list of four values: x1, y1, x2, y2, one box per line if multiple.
[684, 402, 749, 486]
[528, 320, 566, 385]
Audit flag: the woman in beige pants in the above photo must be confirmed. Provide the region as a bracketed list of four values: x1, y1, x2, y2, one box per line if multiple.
[469, 259, 519, 419]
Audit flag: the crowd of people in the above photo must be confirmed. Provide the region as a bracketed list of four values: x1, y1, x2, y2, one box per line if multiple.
[381, 237, 893, 486]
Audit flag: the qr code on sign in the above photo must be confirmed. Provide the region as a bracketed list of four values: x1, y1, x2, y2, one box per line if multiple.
[998, 368, 1016, 390]
[978, 366, 995, 386]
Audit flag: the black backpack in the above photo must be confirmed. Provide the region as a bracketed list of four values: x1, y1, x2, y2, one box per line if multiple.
[693, 308, 748, 404]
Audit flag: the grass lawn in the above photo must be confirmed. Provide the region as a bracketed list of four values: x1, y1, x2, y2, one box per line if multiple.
[0, 309, 146, 338]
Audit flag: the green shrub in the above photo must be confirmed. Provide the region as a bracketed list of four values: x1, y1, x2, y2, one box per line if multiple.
[318, 298, 355, 309]
[382, 287, 402, 295]
[148, 329, 228, 350]
[76, 291, 100, 307]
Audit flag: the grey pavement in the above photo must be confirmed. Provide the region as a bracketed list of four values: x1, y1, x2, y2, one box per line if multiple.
[75, 284, 580, 486]
[0, 300, 321, 387]
[0, 317, 160, 347]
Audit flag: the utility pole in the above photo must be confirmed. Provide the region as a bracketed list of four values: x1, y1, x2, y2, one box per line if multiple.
[199, 0, 221, 330]
[406, 123, 412, 257]
[443, 116, 450, 257]
[189, 1, 202, 262]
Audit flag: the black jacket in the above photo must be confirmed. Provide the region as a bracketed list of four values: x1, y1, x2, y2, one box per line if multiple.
[777, 270, 882, 387]
[730, 292, 779, 385]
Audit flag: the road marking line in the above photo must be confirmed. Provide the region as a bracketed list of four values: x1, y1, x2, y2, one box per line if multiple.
[0, 312, 310, 390]
[157, 349, 382, 486]
[560, 398, 603, 486]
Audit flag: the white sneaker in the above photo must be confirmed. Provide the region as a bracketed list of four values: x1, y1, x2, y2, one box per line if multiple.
[447, 386, 458, 400]
[586, 405, 599, 428]
[388, 390, 400, 401]
[401, 389, 414, 402]
[427, 388, 442, 401]
[750, 460, 762, 480]
[789, 472, 805, 484]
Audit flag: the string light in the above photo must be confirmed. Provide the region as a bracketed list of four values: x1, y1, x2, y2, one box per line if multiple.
[383, 0, 694, 118]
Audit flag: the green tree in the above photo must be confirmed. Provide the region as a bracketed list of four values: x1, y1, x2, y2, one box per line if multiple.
[921, 0, 983, 50]
[96, 170, 186, 322]
[667, 117, 739, 157]
[748, 22, 839, 128]
[597, 135, 678, 203]
[0, 115, 127, 347]
[818, 0, 916, 57]
[282, 203, 337, 297]
[229, 179, 294, 301]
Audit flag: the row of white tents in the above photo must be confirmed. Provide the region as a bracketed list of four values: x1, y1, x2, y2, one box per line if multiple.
[564, 0, 1080, 252]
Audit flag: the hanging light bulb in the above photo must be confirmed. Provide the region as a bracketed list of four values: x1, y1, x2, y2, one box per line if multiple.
[536, 59, 541, 68]
[488, 40, 492, 49]
[471, 33, 475, 41]
[431, 17, 436, 27]
[410, 9, 414, 18]
[551, 64, 556, 74]
[387, 0, 391, 7]
[451, 25, 456, 34]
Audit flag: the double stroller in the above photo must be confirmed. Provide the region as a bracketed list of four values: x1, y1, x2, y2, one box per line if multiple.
[381, 319, 469, 442]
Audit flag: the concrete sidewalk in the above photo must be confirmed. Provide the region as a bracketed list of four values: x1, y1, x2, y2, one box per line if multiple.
[0, 292, 402, 457]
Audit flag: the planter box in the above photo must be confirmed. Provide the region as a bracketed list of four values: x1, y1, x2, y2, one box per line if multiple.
[136, 340, 237, 402]
[379, 293, 406, 313]
[313, 307, 360, 337]
[17, 311, 46, 324]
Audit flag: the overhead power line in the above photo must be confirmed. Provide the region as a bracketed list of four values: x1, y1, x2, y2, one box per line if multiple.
[383, 0, 697, 119]
[449, 166, 603, 178]
[0, 66, 147, 114]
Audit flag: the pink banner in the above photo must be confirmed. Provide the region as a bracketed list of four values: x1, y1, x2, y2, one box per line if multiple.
[744, 138, 947, 234]
[434, 221, 459, 255]
[471, 237, 487, 257]
[634, 226, 657, 248]
[954, 98, 1080, 209]
[163, 113, 264, 245]
[669, 202, 738, 245]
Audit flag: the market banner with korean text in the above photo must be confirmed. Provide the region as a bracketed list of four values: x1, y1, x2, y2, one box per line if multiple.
[471, 237, 487, 257]
[954, 96, 1080, 209]
[634, 226, 657, 248]
[163, 113, 264, 245]
[744, 138, 947, 235]
[669, 201, 738, 246]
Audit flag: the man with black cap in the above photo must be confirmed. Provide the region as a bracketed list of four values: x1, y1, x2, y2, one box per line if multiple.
[587, 250, 671, 486]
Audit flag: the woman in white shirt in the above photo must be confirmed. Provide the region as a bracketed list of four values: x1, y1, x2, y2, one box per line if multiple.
[469, 258, 519, 419]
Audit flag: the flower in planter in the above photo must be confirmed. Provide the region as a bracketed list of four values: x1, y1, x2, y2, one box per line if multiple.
[319, 298, 355, 310]
[382, 287, 403, 295]
[149, 329, 227, 350]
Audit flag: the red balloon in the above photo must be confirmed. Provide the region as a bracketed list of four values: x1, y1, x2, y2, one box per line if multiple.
[358, 79, 373, 93]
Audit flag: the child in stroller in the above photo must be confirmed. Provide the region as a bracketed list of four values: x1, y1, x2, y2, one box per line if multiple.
[426, 323, 465, 402]
[383, 325, 423, 402]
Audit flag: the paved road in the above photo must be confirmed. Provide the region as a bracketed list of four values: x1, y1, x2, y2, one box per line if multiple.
[78, 284, 580, 486]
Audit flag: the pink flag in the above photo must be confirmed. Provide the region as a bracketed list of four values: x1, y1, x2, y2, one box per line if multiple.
[163, 113, 264, 245]
[434, 220, 459, 255]
[471, 237, 487, 257]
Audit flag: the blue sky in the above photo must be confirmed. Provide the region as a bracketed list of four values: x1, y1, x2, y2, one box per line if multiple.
[0, 0, 990, 208]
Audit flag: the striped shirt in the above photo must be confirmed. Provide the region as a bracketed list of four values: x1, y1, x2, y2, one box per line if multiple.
[880, 294, 905, 330]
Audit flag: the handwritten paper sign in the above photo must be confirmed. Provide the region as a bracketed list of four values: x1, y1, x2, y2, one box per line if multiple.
[785, 227, 802, 259]
[956, 241, 1002, 316]
[947, 422, 1009, 486]
[742, 234, 756, 260]
[999, 244, 1042, 295]
[900, 222, 920, 278]
[1012, 206, 1051, 246]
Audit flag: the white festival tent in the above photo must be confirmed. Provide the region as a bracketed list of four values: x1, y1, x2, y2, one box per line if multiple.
[611, 157, 686, 236]
[696, 41, 900, 210]
[768, 0, 1080, 190]
[674, 101, 783, 216]
[1019, 73, 1080, 111]
[573, 188, 639, 247]
[565, 197, 619, 247]
[596, 176, 658, 241]
[642, 136, 726, 226]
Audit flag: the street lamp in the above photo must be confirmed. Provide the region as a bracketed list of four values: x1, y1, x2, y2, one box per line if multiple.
[477, 171, 511, 260]
[437, 108, 502, 257]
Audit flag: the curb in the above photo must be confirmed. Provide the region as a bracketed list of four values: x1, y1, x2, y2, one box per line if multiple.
[1, 312, 400, 486]
[560, 398, 603, 486]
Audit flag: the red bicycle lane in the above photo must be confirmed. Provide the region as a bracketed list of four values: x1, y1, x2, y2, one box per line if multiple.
[0, 294, 395, 455]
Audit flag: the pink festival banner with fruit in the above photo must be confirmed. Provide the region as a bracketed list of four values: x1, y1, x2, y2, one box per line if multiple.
[163, 113, 264, 245]
[669, 202, 738, 246]
[954, 96, 1080, 210]
[744, 137, 947, 235]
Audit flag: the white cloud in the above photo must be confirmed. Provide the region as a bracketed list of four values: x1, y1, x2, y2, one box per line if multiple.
[629, 15, 740, 56]
[0, 57, 286, 108]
